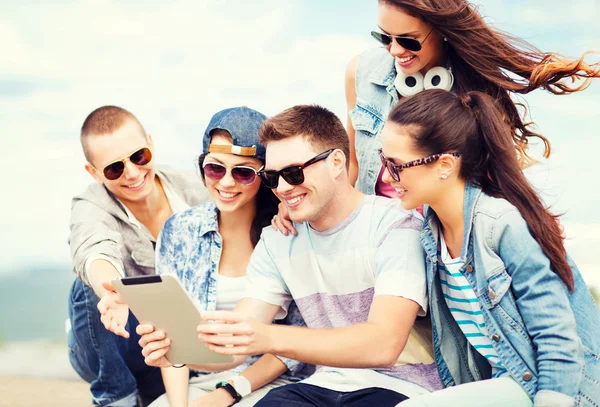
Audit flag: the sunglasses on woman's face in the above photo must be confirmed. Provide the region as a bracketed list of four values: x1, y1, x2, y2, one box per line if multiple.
[378, 148, 461, 182]
[101, 147, 153, 180]
[202, 161, 261, 185]
[370, 28, 434, 52]
[258, 149, 334, 189]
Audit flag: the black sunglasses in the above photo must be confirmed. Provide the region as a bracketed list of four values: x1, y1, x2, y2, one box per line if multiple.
[100, 147, 153, 180]
[202, 161, 261, 185]
[258, 149, 334, 189]
[378, 148, 460, 182]
[370, 28, 434, 52]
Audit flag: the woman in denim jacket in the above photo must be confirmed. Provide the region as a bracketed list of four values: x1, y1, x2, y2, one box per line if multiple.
[379, 89, 600, 406]
[346, 0, 599, 196]
[149, 107, 311, 407]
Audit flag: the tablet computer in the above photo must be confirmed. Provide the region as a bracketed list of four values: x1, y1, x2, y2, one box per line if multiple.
[112, 274, 233, 365]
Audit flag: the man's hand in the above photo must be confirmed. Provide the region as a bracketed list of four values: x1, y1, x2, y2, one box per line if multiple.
[190, 388, 235, 407]
[197, 311, 274, 356]
[97, 281, 130, 338]
[137, 324, 173, 368]
[271, 202, 296, 236]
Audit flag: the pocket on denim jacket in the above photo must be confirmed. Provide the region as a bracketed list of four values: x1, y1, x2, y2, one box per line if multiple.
[350, 99, 385, 136]
[478, 268, 532, 345]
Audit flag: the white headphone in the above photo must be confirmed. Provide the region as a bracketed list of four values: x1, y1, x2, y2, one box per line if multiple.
[394, 66, 454, 97]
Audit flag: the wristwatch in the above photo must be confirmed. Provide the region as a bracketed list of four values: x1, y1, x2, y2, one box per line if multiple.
[228, 375, 252, 398]
[215, 381, 242, 405]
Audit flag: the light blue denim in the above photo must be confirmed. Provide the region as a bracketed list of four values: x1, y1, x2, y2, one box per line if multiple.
[349, 47, 398, 195]
[420, 183, 600, 406]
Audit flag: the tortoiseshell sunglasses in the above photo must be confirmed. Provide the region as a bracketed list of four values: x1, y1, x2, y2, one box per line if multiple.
[378, 148, 461, 182]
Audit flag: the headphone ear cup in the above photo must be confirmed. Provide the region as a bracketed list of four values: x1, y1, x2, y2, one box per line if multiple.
[394, 70, 425, 97]
[423, 67, 454, 91]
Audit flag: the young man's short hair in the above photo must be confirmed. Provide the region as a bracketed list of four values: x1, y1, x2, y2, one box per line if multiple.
[80, 105, 145, 162]
[259, 105, 350, 169]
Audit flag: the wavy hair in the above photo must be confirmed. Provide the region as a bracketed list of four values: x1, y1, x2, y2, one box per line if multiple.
[380, 0, 600, 167]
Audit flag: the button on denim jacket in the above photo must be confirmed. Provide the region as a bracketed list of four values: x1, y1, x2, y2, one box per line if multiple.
[420, 183, 600, 407]
[156, 201, 312, 380]
[349, 47, 398, 195]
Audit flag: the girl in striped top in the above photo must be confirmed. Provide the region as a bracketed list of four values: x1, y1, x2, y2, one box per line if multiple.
[379, 89, 600, 406]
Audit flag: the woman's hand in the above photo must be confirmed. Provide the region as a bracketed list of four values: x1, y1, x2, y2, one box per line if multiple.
[189, 388, 235, 407]
[271, 202, 296, 236]
[137, 324, 173, 368]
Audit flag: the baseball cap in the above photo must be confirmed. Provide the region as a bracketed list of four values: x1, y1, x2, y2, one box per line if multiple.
[202, 106, 267, 160]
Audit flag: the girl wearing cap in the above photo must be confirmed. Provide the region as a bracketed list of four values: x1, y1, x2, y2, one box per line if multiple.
[379, 89, 600, 406]
[346, 0, 599, 196]
[149, 107, 310, 407]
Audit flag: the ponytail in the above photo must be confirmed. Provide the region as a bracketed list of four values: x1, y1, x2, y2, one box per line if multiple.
[462, 92, 574, 291]
[388, 89, 574, 291]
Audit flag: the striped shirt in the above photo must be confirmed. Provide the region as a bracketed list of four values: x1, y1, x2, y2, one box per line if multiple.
[439, 233, 507, 379]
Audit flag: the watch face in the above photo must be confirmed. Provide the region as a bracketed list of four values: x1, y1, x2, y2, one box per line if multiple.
[231, 376, 252, 397]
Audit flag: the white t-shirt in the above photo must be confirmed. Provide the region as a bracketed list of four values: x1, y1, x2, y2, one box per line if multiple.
[215, 274, 248, 312]
[243, 195, 443, 397]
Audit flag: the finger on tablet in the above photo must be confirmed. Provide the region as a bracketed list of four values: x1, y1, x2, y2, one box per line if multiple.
[136, 324, 155, 336]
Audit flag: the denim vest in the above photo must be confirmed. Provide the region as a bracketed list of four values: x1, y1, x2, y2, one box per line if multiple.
[349, 47, 398, 195]
[420, 183, 600, 407]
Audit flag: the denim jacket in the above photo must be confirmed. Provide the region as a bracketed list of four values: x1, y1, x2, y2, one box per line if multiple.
[349, 47, 398, 195]
[420, 183, 600, 407]
[156, 201, 311, 380]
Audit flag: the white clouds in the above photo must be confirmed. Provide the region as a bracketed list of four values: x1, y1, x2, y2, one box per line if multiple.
[0, 0, 371, 266]
[0, 0, 598, 270]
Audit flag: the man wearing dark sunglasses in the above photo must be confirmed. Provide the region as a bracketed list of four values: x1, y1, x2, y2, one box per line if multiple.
[138, 105, 439, 407]
[67, 105, 208, 407]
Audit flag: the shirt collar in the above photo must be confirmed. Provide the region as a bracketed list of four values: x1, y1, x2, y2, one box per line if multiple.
[369, 51, 396, 87]
[196, 201, 219, 237]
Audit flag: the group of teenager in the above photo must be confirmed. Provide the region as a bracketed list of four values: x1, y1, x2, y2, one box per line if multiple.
[66, 1, 600, 407]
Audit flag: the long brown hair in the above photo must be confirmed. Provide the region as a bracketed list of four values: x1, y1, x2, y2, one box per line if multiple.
[388, 89, 574, 291]
[380, 0, 600, 167]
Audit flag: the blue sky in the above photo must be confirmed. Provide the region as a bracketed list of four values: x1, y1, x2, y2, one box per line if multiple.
[1, 0, 599, 286]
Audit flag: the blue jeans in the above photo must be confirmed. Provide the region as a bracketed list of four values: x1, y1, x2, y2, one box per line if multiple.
[68, 278, 165, 407]
[255, 383, 408, 407]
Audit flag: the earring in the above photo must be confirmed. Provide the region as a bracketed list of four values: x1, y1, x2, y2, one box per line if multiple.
[443, 37, 448, 42]
[441, 174, 448, 179]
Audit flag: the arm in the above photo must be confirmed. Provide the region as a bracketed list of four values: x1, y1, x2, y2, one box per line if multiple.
[345, 54, 360, 186]
[70, 197, 130, 337]
[186, 355, 288, 407]
[200, 214, 427, 368]
[495, 211, 582, 406]
[161, 366, 191, 407]
[199, 296, 419, 368]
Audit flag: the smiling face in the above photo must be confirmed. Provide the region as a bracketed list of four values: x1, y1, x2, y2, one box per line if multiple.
[265, 135, 338, 226]
[378, 2, 445, 76]
[84, 118, 157, 203]
[203, 134, 263, 214]
[381, 122, 445, 210]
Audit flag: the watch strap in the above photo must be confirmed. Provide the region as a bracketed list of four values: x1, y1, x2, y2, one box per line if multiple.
[229, 375, 252, 398]
[215, 381, 242, 405]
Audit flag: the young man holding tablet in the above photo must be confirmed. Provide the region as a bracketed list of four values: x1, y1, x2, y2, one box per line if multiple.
[138, 105, 442, 406]
[68, 105, 208, 407]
